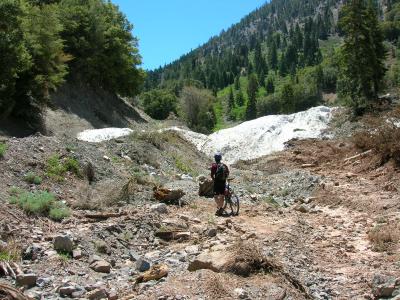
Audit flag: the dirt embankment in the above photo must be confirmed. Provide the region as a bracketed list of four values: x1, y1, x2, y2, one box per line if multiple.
[0, 81, 150, 139]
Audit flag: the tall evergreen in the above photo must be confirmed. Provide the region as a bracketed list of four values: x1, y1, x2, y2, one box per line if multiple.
[267, 41, 278, 71]
[236, 89, 245, 106]
[227, 86, 235, 111]
[338, 0, 386, 112]
[246, 74, 258, 120]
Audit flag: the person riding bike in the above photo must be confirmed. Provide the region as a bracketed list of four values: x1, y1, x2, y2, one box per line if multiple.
[211, 152, 229, 216]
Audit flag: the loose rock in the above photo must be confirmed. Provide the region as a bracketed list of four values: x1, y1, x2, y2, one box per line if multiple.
[53, 235, 74, 253]
[16, 274, 37, 288]
[90, 260, 111, 273]
[151, 203, 169, 214]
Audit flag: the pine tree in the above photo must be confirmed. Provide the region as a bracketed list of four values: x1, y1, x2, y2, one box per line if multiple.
[227, 86, 235, 111]
[338, 0, 386, 113]
[236, 89, 245, 106]
[267, 41, 278, 71]
[234, 75, 241, 90]
[246, 74, 258, 120]
[266, 76, 275, 94]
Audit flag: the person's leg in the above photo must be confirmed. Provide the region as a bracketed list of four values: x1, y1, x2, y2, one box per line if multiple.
[217, 195, 224, 209]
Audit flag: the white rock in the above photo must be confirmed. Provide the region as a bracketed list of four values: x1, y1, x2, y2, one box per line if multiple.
[167, 106, 334, 164]
[150, 203, 168, 214]
[77, 128, 133, 143]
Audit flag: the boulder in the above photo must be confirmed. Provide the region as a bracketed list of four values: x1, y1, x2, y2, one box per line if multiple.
[86, 288, 108, 300]
[73, 249, 83, 259]
[372, 274, 399, 298]
[294, 204, 310, 213]
[150, 203, 168, 214]
[90, 260, 111, 273]
[153, 187, 185, 204]
[207, 228, 217, 237]
[0, 240, 7, 252]
[16, 274, 37, 287]
[58, 285, 85, 297]
[88, 254, 102, 264]
[188, 251, 228, 272]
[198, 177, 214, 197]
[53, 235, 73, 253]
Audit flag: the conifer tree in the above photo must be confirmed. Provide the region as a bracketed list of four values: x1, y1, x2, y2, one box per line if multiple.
[246, 74, 258, 120]
[338, 0, 386, 113]
[266, 76, 275, 94]
[236, 89, 245, 106]
[227, 86, 235, 111]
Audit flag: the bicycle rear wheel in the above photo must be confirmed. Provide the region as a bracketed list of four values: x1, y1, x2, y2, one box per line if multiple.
[224, 193, 240, 216]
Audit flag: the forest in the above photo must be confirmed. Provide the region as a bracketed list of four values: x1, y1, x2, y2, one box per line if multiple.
[143, 0, 400, 133]
[1, 0, 400, 133]
[0, 0, 144, 128]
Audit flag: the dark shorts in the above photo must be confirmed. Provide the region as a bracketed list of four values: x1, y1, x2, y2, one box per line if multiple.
[213, 180, 226, 195]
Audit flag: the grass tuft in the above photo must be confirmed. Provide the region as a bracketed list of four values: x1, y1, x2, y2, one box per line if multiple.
[10, 191, 70, 221]
[24, 172, 42, 185]
[0, 142, 6, 158]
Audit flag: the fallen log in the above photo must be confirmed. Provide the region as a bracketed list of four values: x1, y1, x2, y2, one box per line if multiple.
[135, 264, 168, 283]
[344, 150, 372, 162]
[84, 211, 127, 220]
[0, 282, 30, 300]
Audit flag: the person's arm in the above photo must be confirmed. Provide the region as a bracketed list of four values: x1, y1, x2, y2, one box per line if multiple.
[210, 164, 216, 180]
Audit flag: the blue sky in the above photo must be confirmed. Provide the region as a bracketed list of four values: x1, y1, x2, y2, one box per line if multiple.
[111, 1, 267, 70]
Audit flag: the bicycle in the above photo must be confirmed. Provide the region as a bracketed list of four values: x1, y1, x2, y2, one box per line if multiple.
[223, 178, 240, 216]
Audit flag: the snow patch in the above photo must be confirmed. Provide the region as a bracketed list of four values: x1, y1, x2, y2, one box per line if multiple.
[77, 128, 133, 142]
[170, 106, 334, 164]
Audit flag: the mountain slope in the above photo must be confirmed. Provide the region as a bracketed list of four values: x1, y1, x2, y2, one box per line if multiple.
[145, 0, 342, 91]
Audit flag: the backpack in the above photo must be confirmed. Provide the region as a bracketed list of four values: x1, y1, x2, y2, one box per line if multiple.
[215, 163, 228, 181]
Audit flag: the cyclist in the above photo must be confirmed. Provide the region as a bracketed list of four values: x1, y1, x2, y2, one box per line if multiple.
[211, 152, 229, 216]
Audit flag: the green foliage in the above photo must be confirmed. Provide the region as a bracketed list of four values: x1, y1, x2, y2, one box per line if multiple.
[246, 74, 259, 120]
[10, 190, 70, 221]
[0, 0, 31, 119]
[49, 202, 71, 221]
[0, 143, 7, 158]
[338, 0, 386, 114]
[381, 3, 400, 41]
[64, 157, 82, 177]
[46, 154, 67, 181]
[24, 172, 42, 185]
[46, 154, 81, 181]
[59, 0, 144, 97]
[0, 0, 144, 126]
[179, 86, 216, 133]
[173, 154, 196, 176]
[141, 89, 177, 120]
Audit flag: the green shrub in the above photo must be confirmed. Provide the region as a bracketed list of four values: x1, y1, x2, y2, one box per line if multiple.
[0, 143, 7, 158]
[64, 157, 82, 177]
[9, 186, 24, 197]
[24, 172, 42, 185]
[46, 154, 82, 181]
[10, 191, 70, 221]
[173, 154, 197, 176]
[46, 154, 67, 181]
[49, 203, 71, 221]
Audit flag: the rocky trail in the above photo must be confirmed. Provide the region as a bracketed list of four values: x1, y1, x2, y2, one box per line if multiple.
[0, 108, 400, 300]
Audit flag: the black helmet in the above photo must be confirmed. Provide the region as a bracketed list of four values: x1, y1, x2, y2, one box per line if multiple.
[214, 152, 222, 162]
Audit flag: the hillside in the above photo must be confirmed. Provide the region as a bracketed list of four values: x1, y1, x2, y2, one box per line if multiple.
[1, 99, 400, 299]
[142, 0, 400, 132]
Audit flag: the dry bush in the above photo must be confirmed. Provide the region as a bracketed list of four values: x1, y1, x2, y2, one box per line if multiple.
[224, 241, 275, 277]
[353, 108, 400, 166]
[368, 221, 400, 252]
[203, 274, 231, 299]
